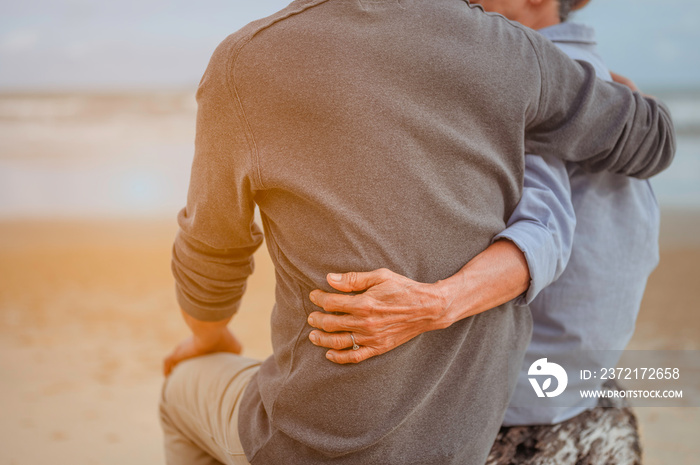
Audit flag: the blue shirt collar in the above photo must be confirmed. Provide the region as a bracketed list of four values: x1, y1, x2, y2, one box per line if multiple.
[538, 22, 597, 45]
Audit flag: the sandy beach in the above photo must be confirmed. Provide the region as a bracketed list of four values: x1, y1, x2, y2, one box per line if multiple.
[0, 219, 272, 464]
[0, 218, 697, 464]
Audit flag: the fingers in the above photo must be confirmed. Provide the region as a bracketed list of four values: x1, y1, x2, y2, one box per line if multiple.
[610, 71, 639, 92]
[325, 268, 393, 293]
[326, 346, 380, 364]
[307, 329, 379, 364]
[307, 311, 361, 333]
[163, 343, 191, 377]
[163, 352, 178, 377]
[309, 268, 396, 314]
[309, 290, 366, 314]
[309, 330, 356, 350]
[222, 331, 244, 355]
[310, 291, 377, 319]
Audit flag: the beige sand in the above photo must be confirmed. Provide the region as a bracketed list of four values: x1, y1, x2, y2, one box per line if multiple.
[0, 219, 697, 465]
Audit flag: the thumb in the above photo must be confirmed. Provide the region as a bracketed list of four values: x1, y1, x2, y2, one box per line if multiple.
[327, 268, 391, 292]
[163, 347, 185, 377]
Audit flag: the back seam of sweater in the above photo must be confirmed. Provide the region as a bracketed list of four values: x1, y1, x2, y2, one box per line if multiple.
[226, 0, 333, 192]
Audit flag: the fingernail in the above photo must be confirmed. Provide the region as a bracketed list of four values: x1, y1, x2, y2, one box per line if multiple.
[326, 352, 334, 361]
[309, 332, 318, 343]
[328, 273, 342, 282]
[308, 315, 315, 326]
[309, 292, 317, 304]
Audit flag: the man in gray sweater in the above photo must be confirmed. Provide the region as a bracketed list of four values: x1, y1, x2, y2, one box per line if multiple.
[159, 1, 675, 464]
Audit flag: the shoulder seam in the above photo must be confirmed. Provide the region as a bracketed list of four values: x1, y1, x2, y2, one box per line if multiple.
[464, 1, 546, 124]
[521, 29, 547, 126]
[225, 0, 332, 191]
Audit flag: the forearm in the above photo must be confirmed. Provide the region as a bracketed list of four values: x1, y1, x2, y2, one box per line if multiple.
[435, 239, 530, 327]
[180, 307, 232, 342]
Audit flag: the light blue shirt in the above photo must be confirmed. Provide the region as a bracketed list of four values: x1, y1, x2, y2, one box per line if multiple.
[495, 22, 661, 425]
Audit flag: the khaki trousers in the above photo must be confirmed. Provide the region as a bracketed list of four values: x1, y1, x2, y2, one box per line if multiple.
[158, 353, 261, 465]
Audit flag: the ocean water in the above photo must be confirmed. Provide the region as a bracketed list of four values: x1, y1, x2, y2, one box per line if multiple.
[0, 92, 698, 219]
[648, 93, 700, 210]
[0, 93, 195, 219]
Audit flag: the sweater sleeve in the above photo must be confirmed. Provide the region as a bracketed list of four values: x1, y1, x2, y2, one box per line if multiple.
[493, 154, 575, 306]
[523, 29, 676, 179]
[171, 39, 264, 322]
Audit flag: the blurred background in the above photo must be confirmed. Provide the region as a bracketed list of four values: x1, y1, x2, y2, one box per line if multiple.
[0, 0, 698, 463]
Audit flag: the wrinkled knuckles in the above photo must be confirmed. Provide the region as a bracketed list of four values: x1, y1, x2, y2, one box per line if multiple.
[376, 340, 392, 352]
[334, 333, 350, 349]
[362, 316, 380, 332]
[318, 319, 334, 332]
[315, 294, 333, 311]
[377, 268, 393, 280]
[356, 296, 374, 313]
[346, 271, 360, 289]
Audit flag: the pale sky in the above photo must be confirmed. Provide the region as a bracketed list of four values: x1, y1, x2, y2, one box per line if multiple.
[0, 0, 699, 91]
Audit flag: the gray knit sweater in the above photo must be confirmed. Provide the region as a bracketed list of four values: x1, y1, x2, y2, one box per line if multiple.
[171, 1, 675, 463]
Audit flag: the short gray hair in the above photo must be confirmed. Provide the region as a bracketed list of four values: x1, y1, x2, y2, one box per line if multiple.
[558, 0, 584, 22]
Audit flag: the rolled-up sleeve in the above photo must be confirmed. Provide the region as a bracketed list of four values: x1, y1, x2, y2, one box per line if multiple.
[494, 154, 575, 306]
[523, 28, 676, 179]
[171, 38, 263, 322]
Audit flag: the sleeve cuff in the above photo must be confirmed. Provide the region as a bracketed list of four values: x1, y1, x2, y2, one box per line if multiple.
[175, 283, 241, 322]
[493, 220, 559, 307]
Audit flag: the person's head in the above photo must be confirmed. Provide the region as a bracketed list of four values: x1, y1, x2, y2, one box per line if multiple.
[471, 0, 590, 30]
[559, 0, 591, 22]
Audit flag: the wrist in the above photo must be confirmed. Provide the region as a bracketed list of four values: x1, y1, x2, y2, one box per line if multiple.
[181, 308, 232, 344]
[191, 326, 230, 347]
[431, 276, 471, 330]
